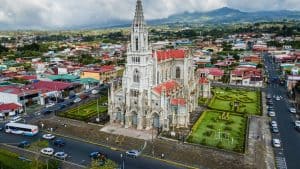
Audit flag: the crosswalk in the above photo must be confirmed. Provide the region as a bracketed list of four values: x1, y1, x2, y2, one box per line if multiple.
[276, 156, 287, 169]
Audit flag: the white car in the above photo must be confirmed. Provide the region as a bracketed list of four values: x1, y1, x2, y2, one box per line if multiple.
[270, 121, 278, 127]
[276, 96, 281, 101]
[272, 139, 281, 148]
[42, 134, 56, 140]
[126, 150, 141, 158]
[9, 116, 22, 123]
[294, 121, 300, 129]
[54, 152, 68, 160]
[268, 111, 276, 117]
[91, 90, 99, 95]
[290, 108, 297, 114]
[46, 103, 55, 108]
[41, 148, 54, 156]
[73, 98, 81, 103]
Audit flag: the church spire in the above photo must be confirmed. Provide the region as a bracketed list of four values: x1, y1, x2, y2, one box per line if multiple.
[133, 0, 145, 27]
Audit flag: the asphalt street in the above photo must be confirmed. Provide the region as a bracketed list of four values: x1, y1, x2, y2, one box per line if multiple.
[264, 53, 300, 169]
[0, 131, 183, 169]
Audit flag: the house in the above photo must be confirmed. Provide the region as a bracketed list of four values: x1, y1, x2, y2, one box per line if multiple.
[81, 65, 116, 83]
[197, 68, 224, 82]
[241, 55, 261, 64]
[230, 68, 263, 87]
[0, 103, 23, 120]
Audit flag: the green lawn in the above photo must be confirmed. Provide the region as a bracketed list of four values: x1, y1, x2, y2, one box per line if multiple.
[208, 87, 261, 115]
[59, 97, 108, 121]
[188, 111, 246, 153]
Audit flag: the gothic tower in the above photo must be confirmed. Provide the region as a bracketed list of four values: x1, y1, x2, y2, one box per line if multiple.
[122, 0, 153, 129]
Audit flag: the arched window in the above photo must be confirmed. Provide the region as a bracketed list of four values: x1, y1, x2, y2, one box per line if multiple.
[133, 69, 140, 83]
[135, 37, 139, 51]
[176, 67, 181, 79]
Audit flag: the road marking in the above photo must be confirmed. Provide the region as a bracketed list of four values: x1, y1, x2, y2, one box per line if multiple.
[275, 157, 287, 169]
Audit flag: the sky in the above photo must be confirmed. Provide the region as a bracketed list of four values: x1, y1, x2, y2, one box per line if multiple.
[0, 0, 299, 30]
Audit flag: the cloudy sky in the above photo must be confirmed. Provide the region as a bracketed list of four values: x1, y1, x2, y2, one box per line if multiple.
[0, 0, 299, 30]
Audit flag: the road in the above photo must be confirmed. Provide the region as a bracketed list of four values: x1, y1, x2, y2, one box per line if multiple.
[0, 131, 183, 169]
[264, 53, 300, 169]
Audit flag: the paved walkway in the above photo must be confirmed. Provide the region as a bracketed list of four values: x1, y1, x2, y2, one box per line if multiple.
[101, 124, 156, 140]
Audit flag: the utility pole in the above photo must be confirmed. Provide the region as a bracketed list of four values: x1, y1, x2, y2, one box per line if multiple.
[97, 99, 100, 122]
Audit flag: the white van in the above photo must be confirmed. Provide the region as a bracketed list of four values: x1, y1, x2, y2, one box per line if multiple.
[9, 116, 22, 123]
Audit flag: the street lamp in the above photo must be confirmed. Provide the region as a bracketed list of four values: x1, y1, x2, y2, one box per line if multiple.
[120, 153, 125, 169]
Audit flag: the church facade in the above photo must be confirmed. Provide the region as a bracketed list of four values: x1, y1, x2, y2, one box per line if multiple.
[108, 0, 200, 131]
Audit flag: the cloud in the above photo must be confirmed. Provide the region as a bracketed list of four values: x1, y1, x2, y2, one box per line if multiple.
[0, 0, 299, 30]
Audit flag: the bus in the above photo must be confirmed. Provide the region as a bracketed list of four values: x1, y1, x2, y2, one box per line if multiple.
[5, 123, 39, 136]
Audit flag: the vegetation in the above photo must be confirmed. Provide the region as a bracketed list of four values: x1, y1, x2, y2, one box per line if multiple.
[208, 87, 261, 116]
[59, 97, 108, 121]
[90, 159, 118, 169]
[188, 111, 247, 153]
[0, 148, 60, 169]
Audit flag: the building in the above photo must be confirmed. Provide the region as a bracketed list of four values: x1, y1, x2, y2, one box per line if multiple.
[230, 68, 263, 87]
[0, 103, 23, 120]
[81, 66, 117, 83]
[108, 0, 198, 131]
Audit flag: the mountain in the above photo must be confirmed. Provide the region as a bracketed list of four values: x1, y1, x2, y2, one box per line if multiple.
[147, 7, 300, 25]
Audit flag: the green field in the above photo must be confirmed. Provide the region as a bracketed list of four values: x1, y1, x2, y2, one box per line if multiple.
[208, 87, 261, 115]
[59, 97, 108, 121]
[188, 111, 246, 153]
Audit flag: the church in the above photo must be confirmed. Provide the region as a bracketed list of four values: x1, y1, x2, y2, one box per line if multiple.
[108, 0, 203, 131]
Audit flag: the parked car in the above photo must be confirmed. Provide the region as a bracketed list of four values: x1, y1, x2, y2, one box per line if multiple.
[266, 94, 272, 99]
[125, 150, 141, 158]
[289, 108, 297, 114]
[54, 152, 68, 160]
[294, 121, 300, 131]
[54, 139, 66, 147]
[270, 121, 278, 127]
[46, 103, 55, 108]
[42, 134, 56, 140]
[267, 107, 275, 111]
[268, 111, 276, 117]
[10, 116, 22, 123]
[267, 101, 274, 106]
[73, 98, 82, 103]
[92, 90, 99, 95]
[272, 139, 281, 148]
[271, 126, 279, 133]
[41, 148, 54, 156]
[89, 151, 107, 160]
[42, 109, 54, 115]
[18, 141, 30, 148]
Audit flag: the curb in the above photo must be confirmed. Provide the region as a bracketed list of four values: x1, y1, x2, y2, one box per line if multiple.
[45, 131, 200, 169]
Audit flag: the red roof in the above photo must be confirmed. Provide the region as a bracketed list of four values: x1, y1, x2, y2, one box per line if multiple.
[0, 86, 39, 96]
[0, 103, 21, 111]
[83, 65, 115, 73]
[153, 80, 180, 95]
[171, 98, 186, 106]
[198, 68, 224, 77]
[15, 75, 37, 81]
[29, 81, 72, 93]
[199, 77, 209, 84]
[155, 49, 186, 61]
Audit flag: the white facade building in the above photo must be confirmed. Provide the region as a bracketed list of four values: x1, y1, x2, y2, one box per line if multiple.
[108, 0, 198, 131]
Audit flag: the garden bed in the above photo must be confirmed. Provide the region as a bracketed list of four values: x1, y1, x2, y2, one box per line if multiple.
[58, 97, 108, 121]
[208, 87, 261, 116]
[187, 110, 247, 153]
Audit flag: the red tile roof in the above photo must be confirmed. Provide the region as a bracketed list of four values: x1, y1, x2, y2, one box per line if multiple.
[0, 103, 21, 111]
[29, 81, 72, 93]
[0, 86, 39, 96]
[155, 49, 186, 61]
[16, 75, 37, 81]
[171, 98, 186, 106]
[153, 80, 180, 95]
[83, 65, 115, 73]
